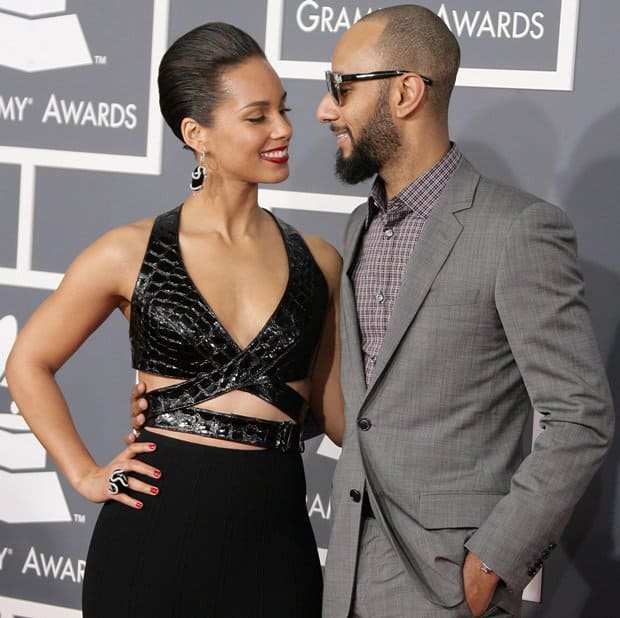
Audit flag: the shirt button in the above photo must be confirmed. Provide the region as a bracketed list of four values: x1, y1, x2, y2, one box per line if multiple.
[376, 292, 385, 304]
[384, 228, 394, 238]
[349, 489, 362, 502]
[358, 418, 372, 431]
[371, 355, 377, 364]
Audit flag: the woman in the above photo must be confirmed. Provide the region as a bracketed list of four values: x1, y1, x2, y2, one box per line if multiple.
[6, 22, 343, 617]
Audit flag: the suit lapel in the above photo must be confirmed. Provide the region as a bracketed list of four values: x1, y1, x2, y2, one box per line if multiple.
[363, 158, 481, 401]
[340, 207, 367, 405]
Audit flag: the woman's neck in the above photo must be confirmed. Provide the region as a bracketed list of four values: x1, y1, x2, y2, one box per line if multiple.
[184, 178, 264, 241]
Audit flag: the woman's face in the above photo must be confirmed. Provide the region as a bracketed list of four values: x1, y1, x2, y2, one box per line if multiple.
[204, 56, 292, 186]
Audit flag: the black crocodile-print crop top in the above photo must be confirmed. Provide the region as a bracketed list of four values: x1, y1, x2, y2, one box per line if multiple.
[129, 206, 328, 424]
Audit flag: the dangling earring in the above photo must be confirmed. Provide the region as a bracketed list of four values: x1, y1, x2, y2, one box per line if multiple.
[190, 151, 206, 191]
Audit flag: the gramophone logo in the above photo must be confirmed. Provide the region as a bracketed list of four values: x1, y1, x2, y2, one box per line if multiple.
[0, 314, 71, 523]
[0, 1, 92, 72]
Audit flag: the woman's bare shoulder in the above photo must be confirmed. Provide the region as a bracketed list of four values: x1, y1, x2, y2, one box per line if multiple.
[90, 216, 156, 265]
[61, 216, 158, 299]
[298, 231, 343, 291]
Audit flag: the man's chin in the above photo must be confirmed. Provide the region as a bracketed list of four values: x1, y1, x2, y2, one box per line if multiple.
[335, 154, 377, 185]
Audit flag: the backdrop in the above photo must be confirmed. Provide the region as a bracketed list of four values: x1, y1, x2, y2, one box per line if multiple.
[1, 1, 618, 616]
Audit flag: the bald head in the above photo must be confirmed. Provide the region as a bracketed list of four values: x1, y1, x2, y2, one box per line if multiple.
[359, 5, 460, 115]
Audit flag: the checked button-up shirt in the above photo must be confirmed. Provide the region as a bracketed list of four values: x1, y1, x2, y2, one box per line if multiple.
[351, 144, 462, 384]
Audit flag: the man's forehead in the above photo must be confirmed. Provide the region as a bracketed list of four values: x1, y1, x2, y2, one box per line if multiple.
[331, 19, 385, 72]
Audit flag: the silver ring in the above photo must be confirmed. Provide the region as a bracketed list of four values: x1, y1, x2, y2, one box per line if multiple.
[107, 468, 129, 495]
[132, 428, 140, 438]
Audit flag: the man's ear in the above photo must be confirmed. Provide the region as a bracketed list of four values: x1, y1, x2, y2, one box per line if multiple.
[393, 74, 428, 119]
[180, 117, 208, 153]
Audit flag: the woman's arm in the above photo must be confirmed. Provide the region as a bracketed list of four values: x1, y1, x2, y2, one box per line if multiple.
[304, 235, 345, 446]
[6, 224, 160, 508]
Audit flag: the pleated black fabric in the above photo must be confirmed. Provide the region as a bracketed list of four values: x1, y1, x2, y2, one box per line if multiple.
[82, 430, 322, 617]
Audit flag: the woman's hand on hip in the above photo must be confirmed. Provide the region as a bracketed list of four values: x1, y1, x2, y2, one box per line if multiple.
[74, 441, 161, 509]
[125, 381, 149, 445]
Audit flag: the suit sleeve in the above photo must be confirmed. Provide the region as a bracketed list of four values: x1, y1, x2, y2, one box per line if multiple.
[465, 202, 614, 591]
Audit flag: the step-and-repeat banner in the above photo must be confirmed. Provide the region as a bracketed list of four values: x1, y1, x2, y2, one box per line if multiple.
[1, 2, 618, 616]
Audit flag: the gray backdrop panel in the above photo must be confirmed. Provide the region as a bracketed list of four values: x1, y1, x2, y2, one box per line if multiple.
[0, 1, 617, 616]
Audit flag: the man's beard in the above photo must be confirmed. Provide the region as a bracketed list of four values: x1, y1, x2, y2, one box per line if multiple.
[335, 88, 400, 185]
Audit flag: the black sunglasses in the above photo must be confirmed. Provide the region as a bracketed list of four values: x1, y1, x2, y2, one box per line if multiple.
[325, 70, 433, 105]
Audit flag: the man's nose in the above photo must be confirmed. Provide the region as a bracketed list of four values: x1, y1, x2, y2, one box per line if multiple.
[316, 92, 339, 124]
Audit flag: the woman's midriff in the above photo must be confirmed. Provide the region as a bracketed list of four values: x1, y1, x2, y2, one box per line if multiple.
[138, 372, 310, 450]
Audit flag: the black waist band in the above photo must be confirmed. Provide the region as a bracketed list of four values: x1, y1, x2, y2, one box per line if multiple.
[145, 407, 301, 453]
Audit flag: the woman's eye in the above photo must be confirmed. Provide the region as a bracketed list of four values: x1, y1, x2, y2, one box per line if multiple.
[280, 107, 292, 114]
[248, 116, 266, 123]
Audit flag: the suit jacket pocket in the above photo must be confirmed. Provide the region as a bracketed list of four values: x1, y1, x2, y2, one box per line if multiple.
[423, 286, 479, 306]
[416, 491, 506, 529]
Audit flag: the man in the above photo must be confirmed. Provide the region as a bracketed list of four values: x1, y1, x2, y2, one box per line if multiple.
[131, 5, 613, 617]
[312, 5, 613, 618]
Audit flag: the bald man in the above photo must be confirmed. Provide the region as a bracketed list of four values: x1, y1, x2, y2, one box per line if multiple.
[129, 5, 613, 617]
[316, 5, 613, 617]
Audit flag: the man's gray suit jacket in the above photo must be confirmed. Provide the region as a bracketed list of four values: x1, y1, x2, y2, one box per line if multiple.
[322, 157, 614, 616]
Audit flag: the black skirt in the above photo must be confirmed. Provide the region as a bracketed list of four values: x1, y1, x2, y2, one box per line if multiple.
[83, 430, 322, 617]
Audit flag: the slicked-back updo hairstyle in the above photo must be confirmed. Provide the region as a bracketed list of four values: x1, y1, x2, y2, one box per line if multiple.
[158, 22, 266, 145]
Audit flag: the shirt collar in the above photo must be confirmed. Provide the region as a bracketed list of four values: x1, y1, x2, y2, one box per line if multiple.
[365, 143, 462, 228]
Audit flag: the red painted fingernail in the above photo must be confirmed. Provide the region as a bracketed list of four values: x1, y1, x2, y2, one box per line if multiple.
[153, 470, 161, 478]
[135, 501, 143, 509]
[149, 443, 156, 450]
[150, 487, 159, 495]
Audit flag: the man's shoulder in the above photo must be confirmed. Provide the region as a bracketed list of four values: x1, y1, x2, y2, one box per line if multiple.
[461, 159, 562, 224]
[448, 158, 576, 247]
[477, 174, 546, 208]
[455, 156, 542, 207]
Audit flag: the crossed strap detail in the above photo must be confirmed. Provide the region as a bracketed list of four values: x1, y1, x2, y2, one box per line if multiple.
[146, 336, 307, 421]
